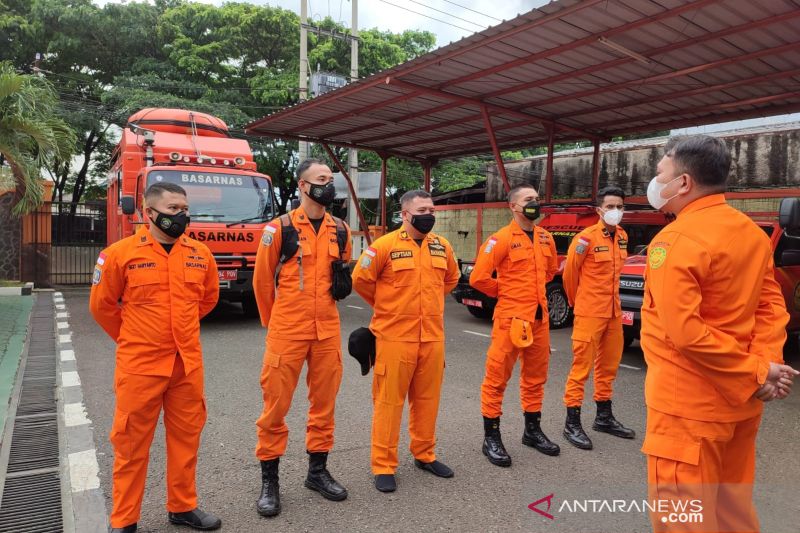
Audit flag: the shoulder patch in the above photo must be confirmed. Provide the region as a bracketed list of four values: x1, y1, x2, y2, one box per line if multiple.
[92, 266, 102, 285]
[96, 252, 107, 266]
[649, 246, 668, 269]
[365, 247, 377, 257]
[485, 237, 498, 254]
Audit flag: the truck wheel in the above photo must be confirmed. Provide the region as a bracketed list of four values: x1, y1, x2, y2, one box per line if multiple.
[241, 293, 260, 318]
[547, 282, 573, 329]
[467, 305, 492, 319]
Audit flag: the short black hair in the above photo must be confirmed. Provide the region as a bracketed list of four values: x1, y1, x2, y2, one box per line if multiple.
[144, 182, 186, 204]
[297, 158, 329, 181]
[665, 135, 731, 192]
[400, 189, 431, 208]
[507, 184, 537, 203]
[597, 185, 625, 206]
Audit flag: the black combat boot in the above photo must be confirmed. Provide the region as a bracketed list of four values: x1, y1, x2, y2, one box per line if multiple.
[110, 525, 137, 533]
[563, 407, 593, 450]
[592, 400, 636, 439]
[256, 458, 281, 517]
[482, 417, 512, 467]
[167, 508, 221, 530]
[304, 451, 348, 501]
[522, 411, 560, 456]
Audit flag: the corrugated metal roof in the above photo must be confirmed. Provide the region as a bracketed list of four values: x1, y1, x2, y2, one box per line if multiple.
[246, 0, 800, 161]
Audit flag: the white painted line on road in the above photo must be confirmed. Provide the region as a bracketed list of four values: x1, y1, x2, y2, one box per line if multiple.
[60, 349, 75, 362]
[55, 304, 66, 310]
[56, 311, 69, 318]
[54, 291, 63, 297]
[619, 363, 642, 370]
[57, 321, 69, 330]
[59, 334, 71, 343]
[62, 371, 81, 387]
[64, 403, 90, 427]
[347, 305, 364, 310]
[68, 449, 101, 492]
[550, 345, 558, 353]
[463, 330, 490, 338]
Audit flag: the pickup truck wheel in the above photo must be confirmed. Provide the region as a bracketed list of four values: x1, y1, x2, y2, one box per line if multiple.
[547, 282, 573, 329]
[241, 293, 260, 318]
[467, 305, 492, 319]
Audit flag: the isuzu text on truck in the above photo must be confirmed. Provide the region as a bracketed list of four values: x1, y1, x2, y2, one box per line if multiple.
[106, 108, 275, 316]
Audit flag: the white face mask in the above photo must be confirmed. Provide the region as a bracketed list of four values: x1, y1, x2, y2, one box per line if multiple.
[602, 208, 623, 226]
[647, 175, 681, 210]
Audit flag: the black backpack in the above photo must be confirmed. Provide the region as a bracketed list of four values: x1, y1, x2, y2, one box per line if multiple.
[275, 211, 352, 300]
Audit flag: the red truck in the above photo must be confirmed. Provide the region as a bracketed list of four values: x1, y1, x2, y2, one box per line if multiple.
[106, 108, 275, 316]
[619, 198, 800, 349]
[452, 205, 670, 328]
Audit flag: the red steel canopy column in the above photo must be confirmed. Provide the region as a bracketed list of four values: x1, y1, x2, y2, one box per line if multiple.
[545, 125, 555, 203]
[322, 143, 372, 246]
[380, 155, 388, 235]
[481, 105, 510, 193]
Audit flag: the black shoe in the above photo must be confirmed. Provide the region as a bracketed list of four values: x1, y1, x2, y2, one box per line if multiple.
[592, 400, 636, 439]
[304, 451, 348, 501]
[563, 406, 593, 450]
[110, 525, 137, 533]
[374, 474, 396, 492]
[414, 459, 454, 478]
[522, 411, 561, 456]
[482, 417, 512, 467]
[167, 508, 221, 531]
[256, 458, 281, 517]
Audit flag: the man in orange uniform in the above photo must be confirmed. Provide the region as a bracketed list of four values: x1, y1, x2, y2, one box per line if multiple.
[470, 184, 560, 467]
[252, 158, 352, 517]
[561, 185, 635, 450]
[90, 182, 221, 533]
[641, 135, 798, 532]
[352, 190, 460, 493]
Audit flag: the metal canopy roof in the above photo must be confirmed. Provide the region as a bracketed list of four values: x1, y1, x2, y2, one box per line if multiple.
[246, 0, 800, 162]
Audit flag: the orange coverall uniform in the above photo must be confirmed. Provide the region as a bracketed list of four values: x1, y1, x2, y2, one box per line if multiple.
[252, 207, 352, 460]
[351, 229, 459, 474]
[89, 225, 219, 528]
[640, 194, 788, 533]
[470, 219, 558, 418]
[562, 220, 628, 407]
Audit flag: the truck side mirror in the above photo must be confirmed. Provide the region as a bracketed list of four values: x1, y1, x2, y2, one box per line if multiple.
[121, 195, 136, 215]
[781, 250, 800, 267]
[779, 197, 800, 231]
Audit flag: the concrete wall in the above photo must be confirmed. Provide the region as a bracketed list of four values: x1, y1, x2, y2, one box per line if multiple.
[0, 192, 21, 281]
[486, 126, 800, 201]
[435, 206, 510, 261]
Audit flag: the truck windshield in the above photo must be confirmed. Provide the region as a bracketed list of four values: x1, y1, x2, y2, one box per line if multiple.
[146, 169, 274, 223]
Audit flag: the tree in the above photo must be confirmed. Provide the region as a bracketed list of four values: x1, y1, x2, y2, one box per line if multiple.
[0, 62, 75, 214]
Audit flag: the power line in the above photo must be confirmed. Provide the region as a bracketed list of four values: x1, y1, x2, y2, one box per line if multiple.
[406, 0, 486, 29]
[439, 0, 502, 22]
[378, 0, 478, 34]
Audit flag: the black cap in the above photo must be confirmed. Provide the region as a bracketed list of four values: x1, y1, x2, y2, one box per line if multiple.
[348, 327, 376, 376]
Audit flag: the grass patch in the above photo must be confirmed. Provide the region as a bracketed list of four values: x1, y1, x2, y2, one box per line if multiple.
[0, 280, 24, 287]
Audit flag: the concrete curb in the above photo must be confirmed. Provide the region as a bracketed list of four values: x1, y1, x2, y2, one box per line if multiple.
[54, 291, 108, 533]
[0, 283, 33, 296]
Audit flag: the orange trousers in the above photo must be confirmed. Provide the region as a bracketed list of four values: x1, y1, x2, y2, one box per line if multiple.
[255, 334, 342, 460]
[643, 409, 761, 533]
[371, 339, 444, 474]
[481, 318, 550, 418]
[110, 355, 206, 528]
[563, 315, 623, 407]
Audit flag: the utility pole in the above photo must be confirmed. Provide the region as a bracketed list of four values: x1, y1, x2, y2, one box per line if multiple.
[299, 0, 309, 161]
[347, 0, 360, 231]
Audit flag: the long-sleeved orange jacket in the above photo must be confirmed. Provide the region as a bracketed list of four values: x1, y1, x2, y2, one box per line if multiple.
[470, 219, 558, 324]
[563, 220, 628, 318]
[89, 225, 219, 376]
[351, 228, 459, 342]
[641, 194, 789, 422]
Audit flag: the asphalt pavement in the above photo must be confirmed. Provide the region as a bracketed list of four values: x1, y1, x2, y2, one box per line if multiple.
[62, 289, 800, 533]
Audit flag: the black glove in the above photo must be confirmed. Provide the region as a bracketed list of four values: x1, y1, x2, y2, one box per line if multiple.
[330, 260, 352, 301]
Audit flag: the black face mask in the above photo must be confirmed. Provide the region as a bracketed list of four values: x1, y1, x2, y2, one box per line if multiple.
[520, 201, 540, 221]
[150, 208, 189, 238]
[307, 182, 336, 207]
[410, 213, 436, 234]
